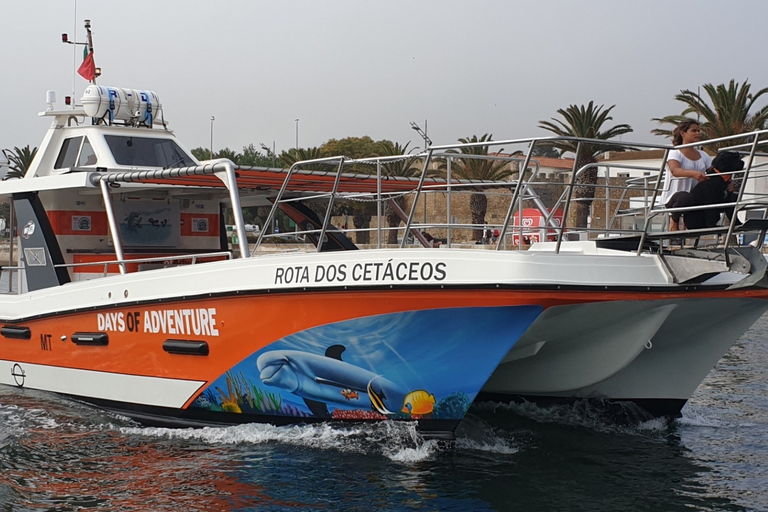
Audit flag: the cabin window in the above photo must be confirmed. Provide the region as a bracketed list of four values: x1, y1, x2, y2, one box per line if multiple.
[77, 137, 98, 166]
[105, 136, 195, 168]
[54, 136, 83, 169]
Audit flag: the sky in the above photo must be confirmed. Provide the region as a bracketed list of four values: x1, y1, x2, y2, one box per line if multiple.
[1, 0, 767, 160]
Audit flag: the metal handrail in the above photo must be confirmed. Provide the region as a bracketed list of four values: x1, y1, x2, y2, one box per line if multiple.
[55, 251, 232, 275]
[252, 130, 768, 257]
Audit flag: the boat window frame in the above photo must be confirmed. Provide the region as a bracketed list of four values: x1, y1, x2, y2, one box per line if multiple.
[54, 136, 84, 170]
[104, 135, 195, 168]
[76, 137, 98, 167]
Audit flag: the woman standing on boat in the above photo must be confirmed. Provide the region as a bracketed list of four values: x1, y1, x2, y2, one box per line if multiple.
[662, 119, 712, 231]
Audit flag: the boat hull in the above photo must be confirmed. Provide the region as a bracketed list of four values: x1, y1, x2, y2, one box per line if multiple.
[3, 249, 768, 431]
[479, 296, 768, 418]
[0, 286, 544, 438]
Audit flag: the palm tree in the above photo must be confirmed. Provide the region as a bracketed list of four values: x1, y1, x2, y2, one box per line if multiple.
[375, 141, 422, 244]
[213, 147, 241, 164]
[443, 134, 515, 241]
[651, 79, 768, 152]
[279, 147, 329, 171]
[539, 102, 633, 229]
[2, 145, 38, 180]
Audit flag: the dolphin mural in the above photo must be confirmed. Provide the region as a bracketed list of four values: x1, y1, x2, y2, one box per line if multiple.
[256, 344, 407, 417]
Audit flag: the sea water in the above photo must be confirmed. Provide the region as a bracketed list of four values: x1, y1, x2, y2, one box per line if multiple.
[0, 313, 767, 510]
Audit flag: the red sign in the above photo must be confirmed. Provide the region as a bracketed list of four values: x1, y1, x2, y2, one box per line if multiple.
[511, 208, 563, 244]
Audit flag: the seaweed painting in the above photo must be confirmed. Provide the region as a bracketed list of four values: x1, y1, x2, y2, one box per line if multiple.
[196, 371, 284, 415]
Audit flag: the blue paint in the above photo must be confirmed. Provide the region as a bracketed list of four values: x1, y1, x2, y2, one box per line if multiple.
[193, 305, 542, 420]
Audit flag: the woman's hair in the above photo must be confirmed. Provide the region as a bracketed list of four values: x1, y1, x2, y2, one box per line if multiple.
[672, 119, 699, 146]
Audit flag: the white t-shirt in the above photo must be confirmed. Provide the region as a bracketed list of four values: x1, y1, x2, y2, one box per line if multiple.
[661, 149, 712, 204]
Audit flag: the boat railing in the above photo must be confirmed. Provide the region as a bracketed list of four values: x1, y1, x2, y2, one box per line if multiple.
[258, 130, 768, 259]
[63, 131, 768, 271]
[55, 251, 233, 278]
[1, 251, 234, 294]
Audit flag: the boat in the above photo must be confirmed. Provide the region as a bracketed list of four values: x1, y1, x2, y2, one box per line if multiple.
[0, 85, 544, 438]
[3, 27, 768, 436]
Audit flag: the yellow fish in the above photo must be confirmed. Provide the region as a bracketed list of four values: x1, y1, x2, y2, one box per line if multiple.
[401, 390, 436, 416]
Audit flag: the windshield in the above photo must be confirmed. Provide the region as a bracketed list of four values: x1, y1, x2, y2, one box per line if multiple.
[105, 135, 196, 168]
[54, 136, 83, 169]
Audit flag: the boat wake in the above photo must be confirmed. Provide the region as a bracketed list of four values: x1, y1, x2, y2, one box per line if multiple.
[121, 417, 519, 462]
[121, 422, 439, 462]
[676, 406, 725, 428]
[471, 400, 670, 435]
[0, 404, 60, 434]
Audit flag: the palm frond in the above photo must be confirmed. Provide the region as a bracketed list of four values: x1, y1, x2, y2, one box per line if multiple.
[1, 145, 38, 180]
[653, 79, 768, 151]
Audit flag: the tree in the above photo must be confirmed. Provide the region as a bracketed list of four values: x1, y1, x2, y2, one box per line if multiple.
[2, 145, 38, 180]
[190, 147, 211, 161]
[651, 79, 768, 152]
[539, 102, 633, 229]
[442, 134, 515, 241]
[189, 147, 243, 164]
[279, 147, 329, 171]
[241, 143, 281, 168]
[213, 147, 241, 164]
[320, 136, 391, 160]
[530, 144, 560, 158]
[376, 141, 422, 244]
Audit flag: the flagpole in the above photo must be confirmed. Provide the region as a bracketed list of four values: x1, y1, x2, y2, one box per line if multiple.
[84, 19, 95, 84]
[62, 19, 97, 87]
[72, 0, 77, 100]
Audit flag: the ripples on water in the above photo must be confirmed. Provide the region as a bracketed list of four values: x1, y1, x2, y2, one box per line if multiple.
[1, 317, 768, 511]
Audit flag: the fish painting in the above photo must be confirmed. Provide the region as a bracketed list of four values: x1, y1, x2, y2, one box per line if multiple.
[401, 390, 436, 416]
[256, 344, 407, 418]
[341, 389, 359, 401]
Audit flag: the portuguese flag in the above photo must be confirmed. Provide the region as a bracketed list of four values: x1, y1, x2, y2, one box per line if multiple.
[77, 46, 96, 81]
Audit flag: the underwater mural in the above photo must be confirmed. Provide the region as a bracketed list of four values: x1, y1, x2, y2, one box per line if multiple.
[114, 201, 180, 247]
[191, 305, 542, 420]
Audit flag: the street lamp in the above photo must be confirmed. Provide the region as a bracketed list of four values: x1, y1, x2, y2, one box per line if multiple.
[410, 120, 432, 223]
[210, 116, 215, 159]
[295, 118, 299, 149]
[410, 120, 431, 149]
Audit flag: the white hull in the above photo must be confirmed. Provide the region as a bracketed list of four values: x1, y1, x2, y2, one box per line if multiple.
[0, 360, 204, 408]
[481, 296, 768, 413]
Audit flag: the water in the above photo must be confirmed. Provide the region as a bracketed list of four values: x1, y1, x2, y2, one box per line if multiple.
[1, 317, 767, 511]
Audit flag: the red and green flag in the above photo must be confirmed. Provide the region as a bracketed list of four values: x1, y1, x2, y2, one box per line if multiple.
[77, 46, 95, 81]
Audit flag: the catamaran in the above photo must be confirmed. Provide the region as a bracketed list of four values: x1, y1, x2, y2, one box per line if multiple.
[3, 26, 768, 437]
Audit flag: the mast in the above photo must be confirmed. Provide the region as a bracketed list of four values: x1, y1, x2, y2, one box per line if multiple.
[84, 19, 96, 85]
[62, 19, 100, 85]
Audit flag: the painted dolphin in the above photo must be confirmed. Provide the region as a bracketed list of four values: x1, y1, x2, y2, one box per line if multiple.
[256, 345, 407, 416]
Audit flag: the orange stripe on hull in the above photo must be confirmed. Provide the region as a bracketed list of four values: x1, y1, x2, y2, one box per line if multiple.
[4, 287, 768, 408]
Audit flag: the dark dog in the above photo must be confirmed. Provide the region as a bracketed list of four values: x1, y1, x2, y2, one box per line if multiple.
[666, 152, 744, 230]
